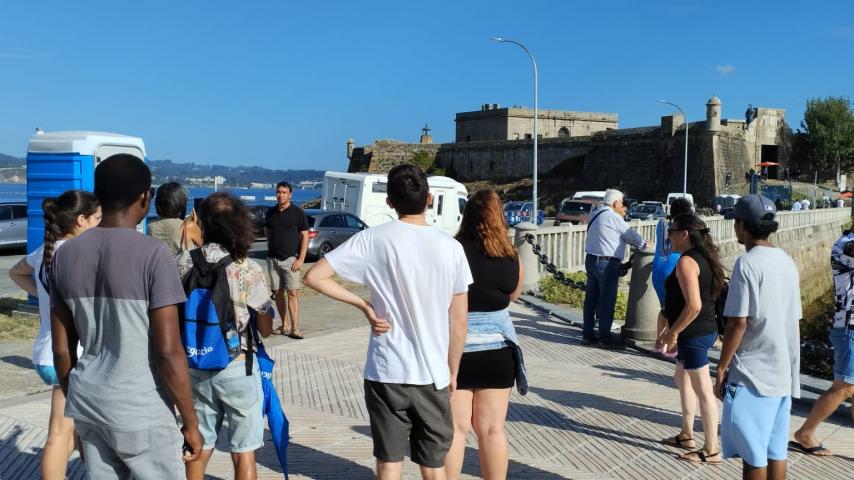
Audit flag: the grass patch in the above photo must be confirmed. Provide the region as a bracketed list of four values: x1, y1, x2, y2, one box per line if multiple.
[539, 272, 628, 321]
[0, 296, 40, 342]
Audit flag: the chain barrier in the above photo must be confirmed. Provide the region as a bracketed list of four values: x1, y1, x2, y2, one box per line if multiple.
[523, 234, 587, 291]
[523, 234, 635, 291]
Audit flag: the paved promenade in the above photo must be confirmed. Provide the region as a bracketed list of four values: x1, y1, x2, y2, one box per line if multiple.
[1, 301, 853, 479]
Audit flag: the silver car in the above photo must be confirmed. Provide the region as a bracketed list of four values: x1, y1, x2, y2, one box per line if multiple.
[305, 209, 368, 260]
[0, 203, 27, 250]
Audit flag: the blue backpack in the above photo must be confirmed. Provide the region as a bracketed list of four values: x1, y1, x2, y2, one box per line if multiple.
[180, 249, 254, 375]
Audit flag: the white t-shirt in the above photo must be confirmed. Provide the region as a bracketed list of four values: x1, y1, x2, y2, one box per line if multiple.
[723, 246, 802, 398]
[325, 220, 473, 389]
[26, 241, 82, 367]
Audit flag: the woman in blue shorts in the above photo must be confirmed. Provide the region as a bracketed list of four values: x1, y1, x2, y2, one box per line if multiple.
[657, 213, 724, 464]
[8, 190, 101, 480]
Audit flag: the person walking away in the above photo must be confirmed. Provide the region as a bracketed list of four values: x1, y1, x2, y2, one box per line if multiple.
[265, 181, 309, 338]
[177, 193, 276, 480]
[583, 188, 648, 349]
[149, 182, 201, 256]
[444, 189, 527, 480]
[657, 214, 724, 464]
[715, 194, 801, 480]
[792, 199, 802, 212]
[8, 190, 101, 480]
[304, 164, 472, 480]
[50, 155, 203, 479]
[790, 220, 854, 456]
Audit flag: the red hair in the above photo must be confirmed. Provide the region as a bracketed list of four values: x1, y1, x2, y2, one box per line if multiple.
[455, 189, 516, 258]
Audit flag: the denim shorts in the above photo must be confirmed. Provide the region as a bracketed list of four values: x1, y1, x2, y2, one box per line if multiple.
[34, 364, 58, 386]
[829, 327, 854, 384]
[721, 383, 791, 467]
[676, 332, 717, 370]
[189, 357, 264, 453]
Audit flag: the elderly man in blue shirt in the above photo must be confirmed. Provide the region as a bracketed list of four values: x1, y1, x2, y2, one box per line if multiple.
[583, 189, 648, 349]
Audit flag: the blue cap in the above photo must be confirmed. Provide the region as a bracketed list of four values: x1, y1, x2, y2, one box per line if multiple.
[724, 194, 777, 227]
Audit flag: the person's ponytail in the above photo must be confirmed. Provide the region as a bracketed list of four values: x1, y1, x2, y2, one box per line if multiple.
[41, 191, 100, 274]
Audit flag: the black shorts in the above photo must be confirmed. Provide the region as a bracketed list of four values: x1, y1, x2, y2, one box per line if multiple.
[456, 346, 517, 390]
[363, 380, 452, 468]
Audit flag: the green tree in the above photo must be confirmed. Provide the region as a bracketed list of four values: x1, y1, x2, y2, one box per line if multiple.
[411, 151, 435, 172]
[801, 96, 854, 183]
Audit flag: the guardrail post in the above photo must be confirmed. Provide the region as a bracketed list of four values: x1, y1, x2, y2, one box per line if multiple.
[621, 248, 659, 341]
[514, 222, 540, 293]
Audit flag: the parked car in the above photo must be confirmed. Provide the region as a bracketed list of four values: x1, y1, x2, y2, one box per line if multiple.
[0, 202, 27, 250]
[304, 209, 369, 260]
[554, 198, 603, 226]
[248, 205, 268, 238]
[503, 201, 544, 226]
[627, 203, 666, 221]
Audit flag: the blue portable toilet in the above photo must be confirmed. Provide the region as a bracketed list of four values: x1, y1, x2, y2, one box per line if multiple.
[26, 130, 147, 254]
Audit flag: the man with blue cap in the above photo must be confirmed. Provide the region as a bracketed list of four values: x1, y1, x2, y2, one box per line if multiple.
[715, 194, 802, 480]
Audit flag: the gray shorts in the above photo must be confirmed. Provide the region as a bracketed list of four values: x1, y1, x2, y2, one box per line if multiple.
[267, 256, 301, 292]
[75, 421, 185, 480]
[364, 380, 453, 468]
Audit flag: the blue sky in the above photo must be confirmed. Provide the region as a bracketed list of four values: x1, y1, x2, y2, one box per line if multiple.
[1, 1, 851, 171]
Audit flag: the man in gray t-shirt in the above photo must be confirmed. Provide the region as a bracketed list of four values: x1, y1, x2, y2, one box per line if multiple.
[717, 195, 801, 479]
[51, 155, 202, 479]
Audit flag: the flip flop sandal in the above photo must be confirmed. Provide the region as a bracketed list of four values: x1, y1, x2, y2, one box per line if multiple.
[661, 435, 696, 450]
[680, 449, 722, 464]
[788, 441, 832, 456]
[273, 326, 290, 336]
[290, 331, 305, 339]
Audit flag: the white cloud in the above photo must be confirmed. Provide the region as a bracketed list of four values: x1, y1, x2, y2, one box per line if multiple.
[715, 64, 736, 76]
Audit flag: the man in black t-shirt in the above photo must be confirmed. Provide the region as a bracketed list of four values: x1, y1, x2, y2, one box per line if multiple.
[265, 181, 309, 338]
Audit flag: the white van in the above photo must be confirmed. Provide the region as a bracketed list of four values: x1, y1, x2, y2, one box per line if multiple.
[322, 171, 469, 236]
[571, 191, 606, 201]
[665, 192, 695, 213]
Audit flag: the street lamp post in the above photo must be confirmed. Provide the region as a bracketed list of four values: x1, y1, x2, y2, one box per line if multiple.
[660, 100, 688, 195]
[492, 36, 538, 217]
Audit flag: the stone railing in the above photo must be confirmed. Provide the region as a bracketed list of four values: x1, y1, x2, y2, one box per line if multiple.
[512, 208, 852, 274]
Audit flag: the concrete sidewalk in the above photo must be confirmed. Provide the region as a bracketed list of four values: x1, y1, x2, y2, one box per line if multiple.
[1, 302, 853, 479]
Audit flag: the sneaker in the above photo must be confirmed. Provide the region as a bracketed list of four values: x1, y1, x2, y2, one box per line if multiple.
[581, 335, 599, 345]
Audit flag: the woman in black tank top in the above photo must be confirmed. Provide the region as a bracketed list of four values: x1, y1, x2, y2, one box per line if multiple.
[657, 214, 726, 464]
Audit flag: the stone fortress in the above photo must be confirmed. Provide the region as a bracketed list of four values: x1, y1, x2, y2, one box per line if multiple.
[346, 97, 791, 207]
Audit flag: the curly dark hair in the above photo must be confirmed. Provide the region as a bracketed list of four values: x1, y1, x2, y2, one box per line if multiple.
[197, 192, 255, 261]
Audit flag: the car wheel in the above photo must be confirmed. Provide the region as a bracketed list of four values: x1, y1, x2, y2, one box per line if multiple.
[318, 243, 333, 257]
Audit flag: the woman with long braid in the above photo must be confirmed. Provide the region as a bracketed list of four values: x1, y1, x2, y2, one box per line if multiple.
[8, 190, 101, 479]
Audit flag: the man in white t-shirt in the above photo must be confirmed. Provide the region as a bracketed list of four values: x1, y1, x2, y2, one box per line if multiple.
[304, 164, 472, 480]
[716, 195, 802, 479]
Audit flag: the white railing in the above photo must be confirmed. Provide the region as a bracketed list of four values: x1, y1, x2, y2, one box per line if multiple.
[514, 208, 851, 273]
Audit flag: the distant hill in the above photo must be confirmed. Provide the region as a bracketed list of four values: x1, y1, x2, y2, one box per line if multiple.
[0, 153, 24, 167]
[0, 153, 326, 186]
[148, 159, 325, 187]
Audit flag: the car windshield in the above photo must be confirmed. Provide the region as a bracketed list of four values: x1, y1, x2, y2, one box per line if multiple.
[504, 202, 528, 211]
[635, 205, 657, 214]
[561, 201, 592, 213]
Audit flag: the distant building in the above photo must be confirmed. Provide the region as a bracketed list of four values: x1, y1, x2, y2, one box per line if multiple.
[455, 103, 618, 142]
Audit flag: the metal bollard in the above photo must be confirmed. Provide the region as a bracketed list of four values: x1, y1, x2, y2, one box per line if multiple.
[621, 247, 659, 341]
[514, 222, 540, 293]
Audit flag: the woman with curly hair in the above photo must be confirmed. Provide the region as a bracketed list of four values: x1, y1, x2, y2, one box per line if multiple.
[445, 189, 527, 480]
[176, 192, 277, 480]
